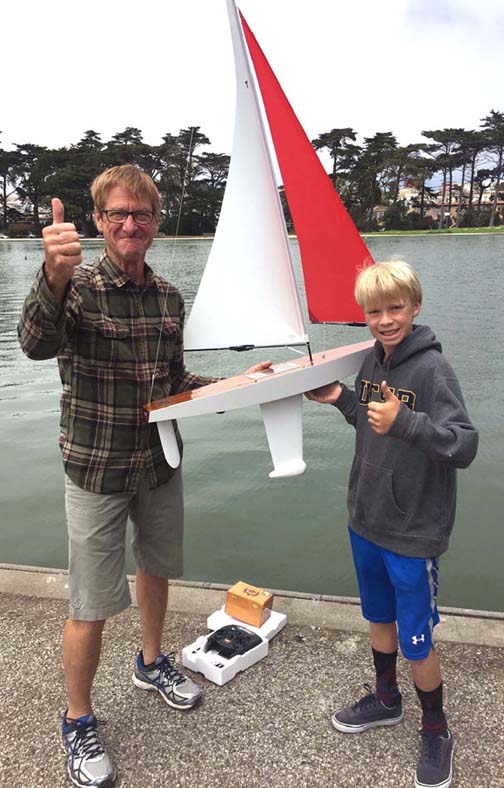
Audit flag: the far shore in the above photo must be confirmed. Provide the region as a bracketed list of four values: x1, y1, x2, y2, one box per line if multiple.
[2, 226, 504, 242]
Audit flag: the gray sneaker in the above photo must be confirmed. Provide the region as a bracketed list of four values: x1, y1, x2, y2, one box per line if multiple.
[61, 712, 116, 788]
[332, 682, 403, 733]
[132, 651, 202, 710]
[415, 730, 454, 788]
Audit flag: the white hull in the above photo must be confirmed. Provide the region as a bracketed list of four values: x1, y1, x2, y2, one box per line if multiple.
[148, 339, 372, 478]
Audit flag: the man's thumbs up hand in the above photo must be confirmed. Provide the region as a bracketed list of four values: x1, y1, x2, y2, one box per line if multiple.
[51, 197, 65, 225]
[42, 197, 82, 302]
[367, 380, 401, 435]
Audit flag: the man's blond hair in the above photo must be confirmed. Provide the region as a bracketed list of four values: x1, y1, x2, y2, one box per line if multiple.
[91, 164, 161, 219]
[355, 260, 422, 309]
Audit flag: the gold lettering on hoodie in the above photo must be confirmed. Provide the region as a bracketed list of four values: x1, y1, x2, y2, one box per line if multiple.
[358, 380, 416, 411]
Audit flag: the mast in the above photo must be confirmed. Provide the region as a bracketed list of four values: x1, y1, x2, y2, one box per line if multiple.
[183, 0, 308, 352]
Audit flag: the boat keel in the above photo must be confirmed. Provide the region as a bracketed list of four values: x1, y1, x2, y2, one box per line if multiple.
[157, 421, 181, 468]
[260, 394, 306, 478]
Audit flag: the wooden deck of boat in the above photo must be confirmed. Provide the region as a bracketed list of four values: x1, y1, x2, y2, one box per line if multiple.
[145, 341, 371, 413]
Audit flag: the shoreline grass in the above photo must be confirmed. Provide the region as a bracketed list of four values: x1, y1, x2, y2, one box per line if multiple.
[2, 226, 504, 242]
[361, 226, 504, 236]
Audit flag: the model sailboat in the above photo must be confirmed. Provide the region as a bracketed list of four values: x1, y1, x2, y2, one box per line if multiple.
[146, 0, 374, 478]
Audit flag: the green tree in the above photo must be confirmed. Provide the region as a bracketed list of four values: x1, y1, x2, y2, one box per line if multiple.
[158, 127, 211, 234]
[450, 130, 485, 226]
[386, 143, 430, 207]
[12, 144, 55, 232]
[44, 131, 104, 234]
[0, 134, 21, 230]
[404, 150, 437, 219]
[195, 151, 230, 230]
[350, 132, 398, 228]
[176, 126, 210, 183]
[480, 110, 504, 227]
[422, 128, 464, 228]
[311, 127, 357, 187]
[474, 168, 494, 210]
[103, 127, 162, 177]
[464, 130, 486, 211]
[382, 199, 411, 230]
[198, 152, 230, 190]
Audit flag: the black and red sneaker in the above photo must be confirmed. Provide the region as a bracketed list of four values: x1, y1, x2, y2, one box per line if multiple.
[331, 682, 403, 733]
[415, 729, 454, 788]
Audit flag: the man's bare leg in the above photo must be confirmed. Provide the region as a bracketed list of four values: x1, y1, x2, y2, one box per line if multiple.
[133, 568, 202, 710]
[136, 568, 168, 664]
[63, 619, 105, 719]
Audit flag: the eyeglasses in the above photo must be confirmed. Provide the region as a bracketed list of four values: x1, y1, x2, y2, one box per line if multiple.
[101, 209, 155, 225]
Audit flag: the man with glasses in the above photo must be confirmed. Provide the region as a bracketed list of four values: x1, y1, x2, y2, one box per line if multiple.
[18, 164, 269, 787]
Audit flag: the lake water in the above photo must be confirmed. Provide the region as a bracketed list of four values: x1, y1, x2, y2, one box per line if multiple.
[1, 235, 502, 612]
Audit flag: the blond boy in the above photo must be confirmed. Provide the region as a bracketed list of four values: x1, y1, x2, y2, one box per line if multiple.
[307, 260, 478, 788]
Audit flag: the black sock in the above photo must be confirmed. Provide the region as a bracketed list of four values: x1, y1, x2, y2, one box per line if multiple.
[372, 647, 400, 706]
[415, 682, 448, 737]
[140, 650, 158, 670]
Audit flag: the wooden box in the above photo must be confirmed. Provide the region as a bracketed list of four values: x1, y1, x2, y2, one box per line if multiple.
[225, 581, 273, 628]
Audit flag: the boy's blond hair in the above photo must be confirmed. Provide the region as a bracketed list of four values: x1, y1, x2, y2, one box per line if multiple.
[91, 164, 161, 219]
[355, 260, 422, 310]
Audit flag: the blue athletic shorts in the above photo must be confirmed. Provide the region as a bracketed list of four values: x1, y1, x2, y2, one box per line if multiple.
[349, 528, 440, 660]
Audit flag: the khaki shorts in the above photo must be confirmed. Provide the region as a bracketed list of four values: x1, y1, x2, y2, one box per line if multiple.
[64, 470, 183, 621]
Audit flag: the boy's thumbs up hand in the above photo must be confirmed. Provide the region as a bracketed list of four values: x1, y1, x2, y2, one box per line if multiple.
[367, 380, 401, 435]
[381, 381, 398, 403]
[42, 197, 82, 302]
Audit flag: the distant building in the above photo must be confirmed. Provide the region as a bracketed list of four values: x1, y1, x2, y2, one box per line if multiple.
[5, 193, 51, 224]
[370, 182, 504, 226]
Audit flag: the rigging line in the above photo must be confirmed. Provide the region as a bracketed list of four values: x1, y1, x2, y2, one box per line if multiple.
[149, 126, 196, 404]
[286, 344, 313, 364]
[286, 345, 306, 356]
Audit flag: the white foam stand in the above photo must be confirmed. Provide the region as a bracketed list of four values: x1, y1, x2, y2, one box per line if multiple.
[182, 606, 287, 686]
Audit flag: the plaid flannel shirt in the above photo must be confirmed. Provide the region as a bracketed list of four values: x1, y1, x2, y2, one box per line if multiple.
[18, 253, 213, 493]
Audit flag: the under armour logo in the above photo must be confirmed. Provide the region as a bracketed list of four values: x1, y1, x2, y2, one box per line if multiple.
[412, 634, 425, 645]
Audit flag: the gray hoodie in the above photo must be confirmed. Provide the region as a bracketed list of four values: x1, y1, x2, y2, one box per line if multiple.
[335, 324, 478, 558]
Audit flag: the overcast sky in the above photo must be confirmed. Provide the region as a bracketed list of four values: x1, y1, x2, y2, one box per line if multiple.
[3, 0, 504, 157]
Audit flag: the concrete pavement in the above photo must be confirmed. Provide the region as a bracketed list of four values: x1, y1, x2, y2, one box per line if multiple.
[0, 565, 503, 788]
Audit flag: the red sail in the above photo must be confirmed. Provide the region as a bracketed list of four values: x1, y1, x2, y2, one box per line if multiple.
[240, 12, 372, 324]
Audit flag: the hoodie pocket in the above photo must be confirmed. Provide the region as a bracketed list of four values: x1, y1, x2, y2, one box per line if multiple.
[348, 456, 409, 532]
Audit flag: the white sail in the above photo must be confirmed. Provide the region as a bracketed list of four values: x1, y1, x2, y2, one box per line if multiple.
[184, 0, 308, 351]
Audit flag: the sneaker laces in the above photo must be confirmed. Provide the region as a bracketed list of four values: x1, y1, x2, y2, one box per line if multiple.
[155, 652, 186, 688]
[419, 729, 446, 767]
[352, 683, 380, 710]
[66, 717, 107, 760]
